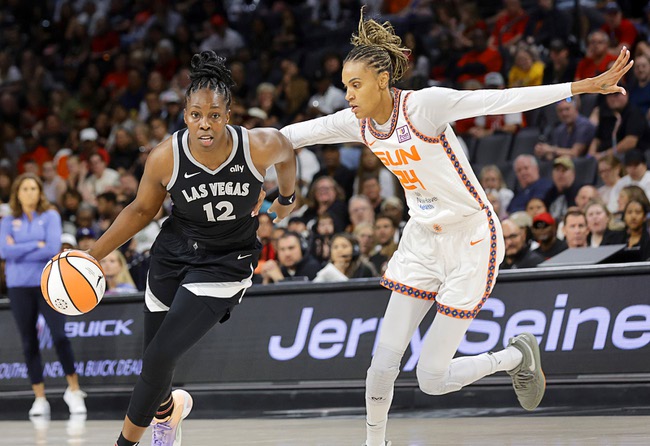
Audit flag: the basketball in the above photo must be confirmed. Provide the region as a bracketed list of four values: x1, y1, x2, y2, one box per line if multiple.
[40, 250, 106, 316]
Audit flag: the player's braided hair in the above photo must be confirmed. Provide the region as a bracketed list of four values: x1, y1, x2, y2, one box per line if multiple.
[186, 50, 235, 108]
[344, 7, 410, 86]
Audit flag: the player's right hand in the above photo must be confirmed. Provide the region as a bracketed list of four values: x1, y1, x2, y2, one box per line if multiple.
[268, 198, 296, 223]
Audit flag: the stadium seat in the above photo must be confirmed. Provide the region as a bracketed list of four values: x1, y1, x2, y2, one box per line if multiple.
[573, 156, 598, 186]
[510, 127, 541, 160]
[472, 133, 513, 165]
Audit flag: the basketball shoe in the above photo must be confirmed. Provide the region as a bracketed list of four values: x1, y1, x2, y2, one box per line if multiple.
[64, 387, 87, 414]
[151, 389, 193, 446]
[29, 397, 50, 416]
[507, 333, 545, 411]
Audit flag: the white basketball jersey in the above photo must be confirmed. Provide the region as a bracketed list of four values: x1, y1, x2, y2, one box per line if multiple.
[281, 83, 573, 230]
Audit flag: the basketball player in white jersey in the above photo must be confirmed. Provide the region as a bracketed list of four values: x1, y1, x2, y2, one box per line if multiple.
[280, 11, 633, 446]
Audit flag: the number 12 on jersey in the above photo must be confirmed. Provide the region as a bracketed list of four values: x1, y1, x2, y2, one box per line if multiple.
[203, 201, 236, 222]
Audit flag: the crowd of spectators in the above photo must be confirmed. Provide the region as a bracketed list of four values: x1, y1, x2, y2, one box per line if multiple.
[3, 0, 650, 290]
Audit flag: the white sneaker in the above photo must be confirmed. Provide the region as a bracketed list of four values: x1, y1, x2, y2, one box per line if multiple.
[29, 397, 50, 417]
[63, 387, 88, 414]
[150, 389, 193, 446]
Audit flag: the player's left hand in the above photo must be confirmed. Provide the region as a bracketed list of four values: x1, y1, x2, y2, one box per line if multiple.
[590, 47, 633, 95]
[251, 188, 266, 217]
[268, 198, 295, 223]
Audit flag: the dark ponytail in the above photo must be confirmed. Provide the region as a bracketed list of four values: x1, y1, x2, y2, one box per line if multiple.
[186, 50, 235, 107]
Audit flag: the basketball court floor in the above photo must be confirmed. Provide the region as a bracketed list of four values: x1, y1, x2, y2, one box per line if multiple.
[3, 410, 649, 445]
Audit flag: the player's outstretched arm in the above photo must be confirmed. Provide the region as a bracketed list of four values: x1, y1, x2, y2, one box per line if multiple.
[572, 47, 633, 95]
[88, 142, 170, 261]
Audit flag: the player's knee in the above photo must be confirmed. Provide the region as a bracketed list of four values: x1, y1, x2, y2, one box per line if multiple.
[416, 366, 448, 396]
[366, 346, 402, 401]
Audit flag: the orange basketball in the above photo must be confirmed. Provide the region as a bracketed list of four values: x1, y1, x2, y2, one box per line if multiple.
[41, 250, 106, 316]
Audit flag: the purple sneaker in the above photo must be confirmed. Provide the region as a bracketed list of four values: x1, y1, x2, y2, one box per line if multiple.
[150, 389, 193, 446]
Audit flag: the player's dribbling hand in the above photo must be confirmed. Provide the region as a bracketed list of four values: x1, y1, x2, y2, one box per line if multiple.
[268, 198, 296, 223]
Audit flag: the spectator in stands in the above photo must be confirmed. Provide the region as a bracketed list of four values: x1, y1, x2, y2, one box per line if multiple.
[468, 72, 523, 138]
[80, 152, 121, 205]
[614, 185, 650, 221]
[629, 53, 650, 118]
[621, 199, 650, 260]
[500, 219, 545, 269]
[534, 97, 595, 160]
[348, 195, 376, 233]
[360, 176, 385, 215]
[313, 233, 376, 282]
[480, 165, 514, 212]
[256, 213, 277, 272]
[353, 221, 377, 264]
[302, 176, 349, 233]
[260, 232, 321, 284]
[370, 214, 399, 275]
[525, 197, 548, 219]
[0, 173, 86, 416]
[508, 154, 554, 213]
[607, 150, 650, 212]
[575, 185, 599, 211]
[597, 154, 623, 206]
[199, 14, 244, 57]
[306, 70, 347, 118]
[313, 145, 356, 200]
[523, 0, 571, 48]
[543, 39, 578, 85]
[544, 156, 582, 220]
[310, 213, 335, 264]
[354, 146, 396, 200]
[76, 226, 97, 251]
[508, 46, 544, 88]
[562, 207, 589, 248]
[588, 91, 650, 160]
[601, 2, 638, 56]
[488, 0, 529, 52]
[100, 250, 138, 295]
[585, 199, 624, 247]
[380, 197, 407, 239]
[575, 30, 617, 81]
[96, 191, 120, 233]
[41, 160, 66, 206]
[108, 126, 139, 172]
[61, 233, 77, 251]
[454, 28, 502, 85]
[532, 212, 568, 259]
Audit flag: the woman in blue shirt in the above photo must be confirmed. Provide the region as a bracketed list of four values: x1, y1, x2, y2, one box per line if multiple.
[0, 173, 87, 417]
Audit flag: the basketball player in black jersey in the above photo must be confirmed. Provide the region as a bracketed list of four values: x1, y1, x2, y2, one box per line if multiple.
[87, 51, 297, 446]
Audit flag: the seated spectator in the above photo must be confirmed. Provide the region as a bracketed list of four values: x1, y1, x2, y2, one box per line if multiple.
[543, 39, 578, 85]
[525, 197, 548, 220]
[313, 145, 356, 200]
[523, 1, 570, 48]
[620, 199, 650, 260]
[352, 222, 376, 264]
[488, 0, 529, 52]
[480, 165, 514, 212]
[508, 155, 553, 213]
[61, 233, 77, 251]
[508, 46, 544, 88]
[608, 150, 650, 212]
[370, 214, 399, 275]
[562, 207, 589, 248]
[41, 160, 66, 206]
[100, 250, 138, 295]
[313, 233, 376, 282]
[301, 176, 349, 234]
[259, 232, 321, 284]
[454, 28, 502, 85]
[628, 54, 650, 118]
[597, 154, 623, 206]
[588, 91, 650, 161]
[468, 73, 523, 138]
[535, 97, 595, 160]
[544, 156, 582, 221]
[310, 213, 335, 264]
[360, 176, 385, 215]
[574, 30, 617, 81]
[532, 212, 568, 259]
[80, 152, 120, 206]
[347, 195, 376, 233]
[613, 185, 650, 224]
[500, 219, 545, 269]
[379, 197, 407, 240]
[76, 227, 98, 251]
[256, 213, 277, 270]
[306, 70, 347, 118]
[575, 185, 599, 211]
[353, 146, 396, 200]
[600, 2, 638, 56]
[585, 200, 625, 247]
[486, 190, 506, 220]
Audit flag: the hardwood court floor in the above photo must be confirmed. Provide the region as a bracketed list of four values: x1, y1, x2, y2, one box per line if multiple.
[3, 414, 650, 446]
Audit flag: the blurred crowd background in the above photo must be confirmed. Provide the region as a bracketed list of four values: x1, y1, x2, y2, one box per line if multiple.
[2, 0, 650, 293]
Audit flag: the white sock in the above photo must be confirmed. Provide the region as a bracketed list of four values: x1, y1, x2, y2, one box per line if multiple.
[489, 346, 523, 372]
[366, 389, 392, 446]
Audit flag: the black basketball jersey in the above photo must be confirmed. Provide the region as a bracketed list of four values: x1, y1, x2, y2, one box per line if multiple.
[165, 125, 264, 251]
